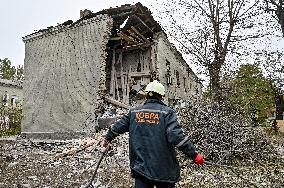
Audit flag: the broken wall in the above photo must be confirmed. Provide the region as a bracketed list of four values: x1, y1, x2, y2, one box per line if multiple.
[153, 33, 202, 103]
[22, 15, 113, 134]
[105, 48, 152, 106]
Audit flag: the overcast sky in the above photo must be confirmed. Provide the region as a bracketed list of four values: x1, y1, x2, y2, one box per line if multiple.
[1, 0, 283, 84]
[0, 0, 153, 67]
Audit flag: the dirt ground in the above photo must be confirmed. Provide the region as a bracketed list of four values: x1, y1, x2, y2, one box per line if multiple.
[0, 132, 284, 188]
[0, 133, 132, 188]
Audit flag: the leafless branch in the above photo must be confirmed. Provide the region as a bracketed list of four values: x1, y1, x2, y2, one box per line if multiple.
[269, 0, 279, 6]
[232, 0, 246, 19]
[230, 33, 270, 42]
[238, 0, 260, 19]
[192, 0, 211, 17]
[166, 14, 210, 65]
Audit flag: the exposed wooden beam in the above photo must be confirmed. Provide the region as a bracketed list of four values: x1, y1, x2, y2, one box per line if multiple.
[127, 29, 144, 43]
[109, 36, 122, 41]
[105, 97, 129, 109]
[130, 26, 150, 44]
[117, 32, 138, 44]
[116, 42, 151, 52]
[131, 15, 153, 34]
[112, 12, 133, 19]
[129, 71, 151, 77]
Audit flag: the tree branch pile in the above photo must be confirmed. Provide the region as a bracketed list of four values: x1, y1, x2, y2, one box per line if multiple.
[176, 102, 281, 164]
[174, 101, 284, 187]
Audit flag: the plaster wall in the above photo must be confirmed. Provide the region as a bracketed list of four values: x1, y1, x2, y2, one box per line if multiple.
[154, 33, 202, 103]
[22, 15, 113, 133]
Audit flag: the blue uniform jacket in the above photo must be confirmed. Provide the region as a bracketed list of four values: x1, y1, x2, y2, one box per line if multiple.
[105, 99, 197, 183]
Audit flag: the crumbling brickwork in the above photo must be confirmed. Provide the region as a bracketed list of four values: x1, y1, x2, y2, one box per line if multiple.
[22, 15, 113, 134]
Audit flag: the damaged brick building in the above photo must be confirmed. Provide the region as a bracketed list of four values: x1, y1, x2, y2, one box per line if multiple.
[21, 3, 202, 137]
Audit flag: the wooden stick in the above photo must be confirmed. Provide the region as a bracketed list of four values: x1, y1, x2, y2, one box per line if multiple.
[55, 138, 100, 159]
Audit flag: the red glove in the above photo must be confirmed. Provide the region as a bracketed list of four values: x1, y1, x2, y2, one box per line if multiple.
[100, 138, 111, 153]
[194, 153, 204, 165]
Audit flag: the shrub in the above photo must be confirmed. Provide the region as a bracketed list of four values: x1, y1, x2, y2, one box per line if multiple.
[0, 106, 22, 137]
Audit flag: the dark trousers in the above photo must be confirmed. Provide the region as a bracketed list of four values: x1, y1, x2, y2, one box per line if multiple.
[135, 174, 175, 188]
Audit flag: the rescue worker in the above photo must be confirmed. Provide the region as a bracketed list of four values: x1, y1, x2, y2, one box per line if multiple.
[101, 80, 204, 188]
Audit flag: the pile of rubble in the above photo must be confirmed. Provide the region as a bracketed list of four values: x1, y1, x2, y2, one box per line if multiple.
[0, 133, 131, 188]
[1, 102, 284, 187]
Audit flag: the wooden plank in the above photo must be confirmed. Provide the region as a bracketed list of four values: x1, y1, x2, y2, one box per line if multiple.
[130, 26, 150, 44]
[120, 52, 126, 104]
[105, 97, 129, 109]
[129, 71, 151, 77]
[131, 15, 153, 34]
[55, 138, 100, 159]
[115, 72, 120, 101]
[110, 49, 116, 96]
[127, 29, 144, 43]
[112, 11, 133, 19]
[109, 36, 122, 41]
[117, 32, 137, 44]
[119, 42, 151, 52]
[126, 68, 130, 105]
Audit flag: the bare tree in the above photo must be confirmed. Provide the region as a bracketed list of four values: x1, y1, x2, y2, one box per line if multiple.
[265, 0, 284, 36]
[155, 0, 260, 101]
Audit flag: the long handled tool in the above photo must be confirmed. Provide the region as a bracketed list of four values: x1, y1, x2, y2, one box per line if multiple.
[85, 147, 109, 188]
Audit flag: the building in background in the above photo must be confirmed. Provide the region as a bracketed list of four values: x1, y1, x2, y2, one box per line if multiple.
[0, 79, 23, 108]
[22, 3, 202, 137]
[0, 79, 23, 130]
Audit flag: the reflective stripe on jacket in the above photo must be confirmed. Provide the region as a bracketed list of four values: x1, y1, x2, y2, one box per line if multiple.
[105, 98, 197, 183]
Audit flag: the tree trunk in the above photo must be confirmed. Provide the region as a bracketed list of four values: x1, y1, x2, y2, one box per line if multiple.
[209, 62, 222, 102]
[276, 2, 284, 37]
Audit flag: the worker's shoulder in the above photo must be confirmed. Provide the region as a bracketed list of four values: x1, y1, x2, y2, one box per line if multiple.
[129, 106, 141, 111]
[160, 105, 175, 114]
[129, 103, 173, 114]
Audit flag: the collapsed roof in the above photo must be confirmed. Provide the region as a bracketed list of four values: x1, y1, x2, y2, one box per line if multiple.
[76, 2, 163, 38]
[23, 3, 163, 48]
[77, 2, 164, 52]
[22, 2, 200, 84]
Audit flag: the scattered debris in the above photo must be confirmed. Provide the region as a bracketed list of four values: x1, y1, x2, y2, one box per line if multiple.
[1, 102, 284, 187]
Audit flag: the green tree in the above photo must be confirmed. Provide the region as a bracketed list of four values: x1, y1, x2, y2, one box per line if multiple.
[0, 106, 22, 137]
[0, 58, 16, 80]
[227, 64, 275, 123]
[0, 58, 24, 80]
[15, 65, 24, 81]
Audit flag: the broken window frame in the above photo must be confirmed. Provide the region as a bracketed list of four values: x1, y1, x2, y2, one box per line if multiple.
[165, 60, 173, 85]
[175, 70, 180, 87]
